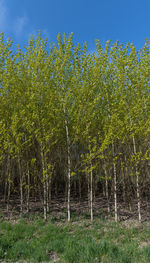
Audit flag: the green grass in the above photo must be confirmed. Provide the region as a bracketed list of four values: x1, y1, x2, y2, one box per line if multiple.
[0, 217, 150, 262]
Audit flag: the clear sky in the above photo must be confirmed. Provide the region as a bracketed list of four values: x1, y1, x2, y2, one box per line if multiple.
[0, 0, 149, 51]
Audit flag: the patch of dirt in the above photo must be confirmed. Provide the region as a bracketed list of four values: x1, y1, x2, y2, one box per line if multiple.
[47, 250, 60, 262]
[0, 194, 150, 223]
[120, 219, 142, 228]
[138, 241, 150, 248]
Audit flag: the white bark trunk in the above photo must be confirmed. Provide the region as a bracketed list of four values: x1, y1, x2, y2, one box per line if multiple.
[63, 104, 71, 222]
[112, 143, 118, 222]
[43, 179, 47, 221]
[26, 168, 30, 213]
[65, 126, 71, 221]
[90, 164, 93, 222]
[18, 158, 23, 215]
[78, 175, 81, 201]
[49, 176, 52, 204]
[41, 151, 47, 221]
[113, 162, 118, 222]
[46, 177, 49, 213]
[66, 132, 71, 222]
[7, 174, 11, 213]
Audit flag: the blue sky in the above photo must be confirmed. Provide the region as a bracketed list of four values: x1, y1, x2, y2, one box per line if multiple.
[0, 0, 149, 51]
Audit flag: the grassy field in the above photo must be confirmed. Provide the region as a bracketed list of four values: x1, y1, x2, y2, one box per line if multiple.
[0, 214, 150, 263]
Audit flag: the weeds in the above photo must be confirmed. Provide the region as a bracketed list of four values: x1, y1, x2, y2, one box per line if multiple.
[0, 218, 149, 262]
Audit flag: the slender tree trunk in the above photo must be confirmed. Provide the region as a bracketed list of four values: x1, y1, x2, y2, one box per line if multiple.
[46, 177, 49, 213]
[87, 172, 90, 208]
[20, 178, 23, 215]
[90, 163, 93, 222]
[65, 128, 71, 221]
[113, 162, 118, 222]
[133, 135, 141, 222]
[67, 161, 71, 222]
[26, 168, 30, 213]
[7, 173, 11, 213]
[48, 176, 52, 209]
[18, 158, 23, 215]
[41, 151, 47, 221]
[78, 174, 81, 201]
[66, 145, 71, 222]
[43, 179, 47, 220]
[64, 105, 71, 222]
[112, 143, 118, 222]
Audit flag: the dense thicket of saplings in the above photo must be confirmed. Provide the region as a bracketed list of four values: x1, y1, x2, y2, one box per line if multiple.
[0, 32, 149, 222]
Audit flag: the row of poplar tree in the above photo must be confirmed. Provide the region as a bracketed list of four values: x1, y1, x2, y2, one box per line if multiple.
[0, 32, 150, 222]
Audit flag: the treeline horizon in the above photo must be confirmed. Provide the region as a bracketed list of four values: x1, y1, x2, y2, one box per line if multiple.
[0, 32, 149, 222]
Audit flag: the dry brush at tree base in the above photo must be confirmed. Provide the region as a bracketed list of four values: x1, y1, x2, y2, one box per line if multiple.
[0, 32, 149, 222]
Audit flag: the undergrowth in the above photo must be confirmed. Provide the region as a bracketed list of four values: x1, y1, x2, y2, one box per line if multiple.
[0, 216, 149, 262]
